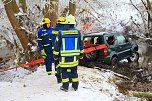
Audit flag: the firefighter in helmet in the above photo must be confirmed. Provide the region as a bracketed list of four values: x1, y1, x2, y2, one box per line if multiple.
[37, 18, 54, 75]
[52, 16, 66, 83]
[54, 15, 84, 92]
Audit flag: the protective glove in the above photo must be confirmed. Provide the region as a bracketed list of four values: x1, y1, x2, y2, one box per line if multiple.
[42, 52, 47, 59]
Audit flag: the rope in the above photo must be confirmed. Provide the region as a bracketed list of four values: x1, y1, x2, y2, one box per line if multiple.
[0, 44, 107, 72]
[0, 58, 44, 72]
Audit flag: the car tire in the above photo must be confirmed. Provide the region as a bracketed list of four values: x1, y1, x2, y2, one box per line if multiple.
[127, 51, 139, 62]
[110, 57, 118, 68]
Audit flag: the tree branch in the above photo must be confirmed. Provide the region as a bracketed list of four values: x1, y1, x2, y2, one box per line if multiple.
[130, 0, 148, 32]
[141, 0, 148, 11]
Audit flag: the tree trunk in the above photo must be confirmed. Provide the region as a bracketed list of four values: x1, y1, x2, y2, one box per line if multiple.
[69, 0, 76, 16]
[19, 0, 27, 13]
[43, 3, 51, 19]
[3, 0, 29, 50]
[147, 0, 152, 37]
[50, 0, 58, 27]
[43, 0, 58, 27]
[61, 6, 69, 16]
[11, 0, 20, 13]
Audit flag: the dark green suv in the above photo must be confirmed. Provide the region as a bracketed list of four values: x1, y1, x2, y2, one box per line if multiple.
[83, 32, 139, 66]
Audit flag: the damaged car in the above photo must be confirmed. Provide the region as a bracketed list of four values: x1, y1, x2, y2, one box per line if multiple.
[83, 32, 139, 67]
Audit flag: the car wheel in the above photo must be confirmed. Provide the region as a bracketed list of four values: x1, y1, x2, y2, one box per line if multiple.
[110, 57, 118, 68]
[127, 52, 139, 62]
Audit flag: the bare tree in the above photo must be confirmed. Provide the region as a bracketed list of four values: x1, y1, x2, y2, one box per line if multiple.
[19, 0, 27, 13]
[43, 0, 59, 27]
[2, 0, 29, 50]
[130, 0, 152, 38]
[69, 0, 76, 16]
[11, 0, 20, 13]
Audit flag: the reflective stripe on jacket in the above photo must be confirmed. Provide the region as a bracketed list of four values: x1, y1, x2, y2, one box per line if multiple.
[37, 28, 53, 50]
[53, 28, 84, 68]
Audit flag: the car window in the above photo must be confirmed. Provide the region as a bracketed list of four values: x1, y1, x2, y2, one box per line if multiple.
[106, 35, 115, 45]
[84, 37, 91, 44]
[84, 36, 104, 45]
[117, 35, 126, 44]
[95, 37, 103, 45]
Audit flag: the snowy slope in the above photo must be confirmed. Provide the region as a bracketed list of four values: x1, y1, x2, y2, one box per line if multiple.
[0, 65, 141, 101]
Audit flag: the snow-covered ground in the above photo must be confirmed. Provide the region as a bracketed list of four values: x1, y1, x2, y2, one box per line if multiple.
[0, 65, 141, 101]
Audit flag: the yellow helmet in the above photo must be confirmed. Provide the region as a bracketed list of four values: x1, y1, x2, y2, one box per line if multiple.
[57, 17, 66, 24]
[41, 18, 51, 25]
[65, 14, 76, 25]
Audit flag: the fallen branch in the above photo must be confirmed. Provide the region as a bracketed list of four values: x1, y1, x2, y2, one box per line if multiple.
[113, 72, 130, 80]
[94, 67, 130, 80]
[101, 68, 130, 80]
[128, 91, 152, 98]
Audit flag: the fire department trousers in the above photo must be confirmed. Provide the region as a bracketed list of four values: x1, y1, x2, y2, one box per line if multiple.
[61, 66, 78, 90]
[54, 59, 62, 83]
[44, 47, 53, 73]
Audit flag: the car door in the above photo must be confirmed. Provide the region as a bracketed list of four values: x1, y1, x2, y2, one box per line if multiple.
[116, 34, 132, 59]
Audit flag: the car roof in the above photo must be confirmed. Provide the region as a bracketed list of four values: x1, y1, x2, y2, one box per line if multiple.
[84, 32, 121, 37]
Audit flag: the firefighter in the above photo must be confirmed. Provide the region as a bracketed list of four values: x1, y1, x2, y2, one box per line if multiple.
[52, 16, 66, 83]
[54, 15, 84, 92]
[37, 18, 53, 75]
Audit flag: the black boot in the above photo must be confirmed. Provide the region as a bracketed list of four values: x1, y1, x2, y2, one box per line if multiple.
[72, 86, 78, 91]
[60, 86, 68, 92]
[57, 76, 62, 83]
[72, 82, 79, 91]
